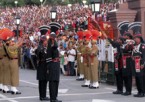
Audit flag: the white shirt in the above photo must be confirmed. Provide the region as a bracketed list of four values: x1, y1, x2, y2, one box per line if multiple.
[30, 47, 36, 55]
[68, 49, 76, 62]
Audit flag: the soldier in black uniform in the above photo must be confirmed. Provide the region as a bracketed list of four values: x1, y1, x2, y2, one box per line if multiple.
[36, 25, 50, 101]
[122, 33, 134, 96]
[103, 32, 125, 94]
[109, 37, 125, 94]
[103, 21, 129, 94]
[36, 35, 49, 101]
[132, 34, 145, 97]
[46, 22, 62, 102]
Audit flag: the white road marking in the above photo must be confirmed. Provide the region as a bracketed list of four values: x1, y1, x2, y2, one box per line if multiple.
[58, 89, 69, 93]
[20, 80, 38, 86]
[105, 87, 138, 94]
[0, 93, 18, 102]
[20, 80, 69, 93]
[92, 99, 115, 102]
[0, 91, 112, 101]
[105, 87, 116, 91]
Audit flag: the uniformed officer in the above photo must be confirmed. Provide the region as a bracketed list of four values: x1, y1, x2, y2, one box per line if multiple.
[128, 22, 145, 97]
[2, 39, 11, 93]
[36, 25, 50, 101]
[103, 21, 128, 94]
[0, 40, 4, 91]
[81, 30, 92, 87]
[76, 29, 84, 81]
[122, 33, 134, 96]
[106, 36, 124, 94]
[47, 22, 62, 102]
[6, 37, 23, 94]
[36, 35, 49, 101]
[88, 30, 99, 89]
[132, 34, 145, 97]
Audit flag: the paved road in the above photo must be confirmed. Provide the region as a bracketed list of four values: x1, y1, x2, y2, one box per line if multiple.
[0, 69, 145, 102]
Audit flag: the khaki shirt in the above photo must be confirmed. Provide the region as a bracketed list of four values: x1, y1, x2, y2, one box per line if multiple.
[0, 46, 5, 58]
[7, 44, 18, 59]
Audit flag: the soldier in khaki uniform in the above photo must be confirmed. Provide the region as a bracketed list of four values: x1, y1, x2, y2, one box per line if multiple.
[2, 40, 11, 93]
[76, 30, 84, 81]
[88, 31, 99, 89]
[81, 30, 92, 87]
[6, 37, 23, 94]
[0, 40, 5, 91]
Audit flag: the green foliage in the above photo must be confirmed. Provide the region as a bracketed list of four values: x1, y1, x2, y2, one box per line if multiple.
[0, 0, 119, 7]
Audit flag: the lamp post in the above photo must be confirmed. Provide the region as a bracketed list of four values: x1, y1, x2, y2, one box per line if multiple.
[82, 0, 87, 5]
[40, 0, 43, 6]
[50, 7, 57, 22]
[14, 1, 18, 8]
[15, 15, 21, 40]
[91, 0, 101, 14]
[68, 4, 72, 7]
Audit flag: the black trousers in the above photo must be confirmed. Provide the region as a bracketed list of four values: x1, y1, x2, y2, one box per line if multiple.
[135, 75, 144, 94]
[49, 81, 59, 100]
[68, 62, 75, 76]
[123, 76, 132, 93]
[115, 72, 123, 92]
[39, 80, 47, 98]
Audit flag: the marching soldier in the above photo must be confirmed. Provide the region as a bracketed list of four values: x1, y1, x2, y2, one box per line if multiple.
[47, 22, 62, 102]
[122, 33, 134, 96]
[2, 39, 11, 93]
[104, 35, 125, 94]
[128, 22, 145, 97]
[6, 37, 23, 94]
[76, 29, 84, 81]
[88, 30, 99, 89]
[81, 30, 92, 87]
[132, 34, 145, 97]
[36, 25, 50, 101]
[0, 40, 5, 91]
[103, 21, 129, 94]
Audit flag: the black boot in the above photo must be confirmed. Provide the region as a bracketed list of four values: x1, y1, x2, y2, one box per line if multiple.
[113, 90, 123, 94]
[122, 92, 131, 96]
[134, 93, 144, 97]
[40, 97, 50, 101]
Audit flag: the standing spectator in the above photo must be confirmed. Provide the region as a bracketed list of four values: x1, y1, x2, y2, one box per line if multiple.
[30, 44, 37, 69]
[68, 45, 76, 76]
[64, 52, 68, 76]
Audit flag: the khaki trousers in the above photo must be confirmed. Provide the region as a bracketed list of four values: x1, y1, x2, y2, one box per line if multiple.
[3, 57, 11, 85]
[9, 59, 19, 86]
[0, 59, 3, 83]
[84, 63, 91, 80]
[89, 58, 99, 82]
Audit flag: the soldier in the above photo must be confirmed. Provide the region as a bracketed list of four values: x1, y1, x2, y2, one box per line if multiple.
[0, 40, 4, 91]
[103, 21, 129, 94]
[76, 29, 84, 81]
[89, 30, 99, 89]
[128, 22, 145, 97]
[47, 22, 62, 102]
[6, 37, 23, 94]
[2, 39, 11, 93]
[122, 33, 134, 96]
[36, 25, 50, 101]
[36, 35, 49, 101]
[132, 34, 145, 97]
[103, 33, 125, 94]
[81, 30, 92, 87]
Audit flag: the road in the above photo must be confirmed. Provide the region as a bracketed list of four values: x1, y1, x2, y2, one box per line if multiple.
[0, 69, 145, 102]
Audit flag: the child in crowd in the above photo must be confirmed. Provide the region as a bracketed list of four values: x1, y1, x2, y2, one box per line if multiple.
[64, 52, 68, 76]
